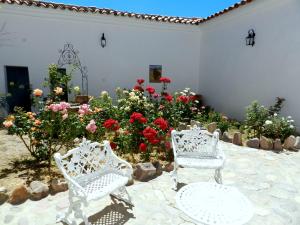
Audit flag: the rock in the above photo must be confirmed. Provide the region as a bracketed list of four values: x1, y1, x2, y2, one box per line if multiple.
[163, 162, 174, 172]
[293, 136, 300, 150]
[29, 181, 49, 200]
[178, 122, 187, 131]
[190, 120, 201, 128]
[126, 177, 134, 186]
[215, 129, 222, 139]
[8, 184, 29, 205]
[260, 136, 273, 150]
[232, 132, 243, 146]
[133, 163, 157, 181]
[152, 161, 163, 176]
[222, 132, 232, 143]
[0, 187, 8, 205]
[283, 135, 296, 150]
[186, 125, 191, 130]
[190, 120, 197, 127]
[50, 179, 68, 194]
[273, 139, 283, 151]
[246, 138, 260, 149]
[207, 122, 217, 133]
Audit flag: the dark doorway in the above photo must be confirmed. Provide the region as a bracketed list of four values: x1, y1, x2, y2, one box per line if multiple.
[5, 66, 31, 113]
[57, 68, 68, 102]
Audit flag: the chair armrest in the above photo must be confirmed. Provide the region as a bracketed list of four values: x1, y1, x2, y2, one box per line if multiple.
[54, 153, 87, 197]
[103, 141, 133, 178]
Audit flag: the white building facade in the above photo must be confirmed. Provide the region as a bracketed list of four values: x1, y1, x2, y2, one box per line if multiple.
[0, 0, 299, 128]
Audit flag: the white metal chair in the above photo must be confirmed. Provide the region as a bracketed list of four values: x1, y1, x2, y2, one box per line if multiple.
[171, 127, 225, 190]
[54, 138, 133, 225]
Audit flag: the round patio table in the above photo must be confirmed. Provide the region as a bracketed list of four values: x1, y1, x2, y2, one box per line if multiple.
[176, 182, 253, 225]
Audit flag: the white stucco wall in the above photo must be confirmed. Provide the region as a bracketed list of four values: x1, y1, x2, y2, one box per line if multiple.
[0, 4, 201, 99]
[199, 0, 300, 128]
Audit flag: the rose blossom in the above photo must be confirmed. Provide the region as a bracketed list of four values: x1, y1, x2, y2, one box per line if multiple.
[103, 119, 120, 131]
[137, 78, 145, 85]
[139, 143, 147, 152]
[78, 104, 90, 116]
[54, 87, 63, 95]
[3, 120, 13, 128]
[62, 113, 68, 120]
[159, 77, 171, 83]
[33, 89, 43, 97]
[86, 120, 97, 133]
[177, 95, 189, 104]
[146, 86, 155, 94]
[154, 118, 168, 131]
[34, 120, 41, 126]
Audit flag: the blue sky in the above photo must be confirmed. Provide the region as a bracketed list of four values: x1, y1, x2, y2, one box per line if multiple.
[50, 0, 241, 18]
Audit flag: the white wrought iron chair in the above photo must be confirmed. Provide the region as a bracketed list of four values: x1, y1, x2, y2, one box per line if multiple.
[171, 127, 225, 190]
[54, 138, 133, 225]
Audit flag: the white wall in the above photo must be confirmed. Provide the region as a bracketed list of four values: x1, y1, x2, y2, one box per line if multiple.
[0, 4, 201, 99]
[199, 0, 300, 129]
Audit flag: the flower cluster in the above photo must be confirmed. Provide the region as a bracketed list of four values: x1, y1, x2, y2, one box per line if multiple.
[103, 119, 120, 131]
[86, 119, 97, 133]
[48, 102, 70, 113]
[154, 118, 168, 131]
[78, 104, 90, 116]
[33, 89, 43, 97]
[142, 127, 159, 145]
[129, 112, 147, 124]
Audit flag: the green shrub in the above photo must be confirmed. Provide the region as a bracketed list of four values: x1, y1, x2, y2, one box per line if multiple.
[244, 101, 269, 138]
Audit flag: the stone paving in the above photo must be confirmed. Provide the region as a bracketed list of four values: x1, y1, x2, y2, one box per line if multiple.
[0, 142, 300, 225]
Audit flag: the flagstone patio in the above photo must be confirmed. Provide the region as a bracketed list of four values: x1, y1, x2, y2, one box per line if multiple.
[0, 142, 299, 225]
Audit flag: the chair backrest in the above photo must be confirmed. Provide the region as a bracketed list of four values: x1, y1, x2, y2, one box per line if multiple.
[171, 127, 219, 159]
[54, 139, 112, 181]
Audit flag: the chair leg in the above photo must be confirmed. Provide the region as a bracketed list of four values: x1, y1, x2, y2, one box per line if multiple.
[111, 186, 133, 206]
[171, 163, 178, 190]
[214, 169, 223, 184]
[73, 200, 89, 225]
[57, 192, 89, 225]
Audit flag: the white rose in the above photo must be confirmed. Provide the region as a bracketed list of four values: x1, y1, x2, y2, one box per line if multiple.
[265, 120, 273, 125]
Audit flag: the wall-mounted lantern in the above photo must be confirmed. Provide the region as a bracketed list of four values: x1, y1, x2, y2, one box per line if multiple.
[246, 29, 255, 47]
[100, 33, 107, 48]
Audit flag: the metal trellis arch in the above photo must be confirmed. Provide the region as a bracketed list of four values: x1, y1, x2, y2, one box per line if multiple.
[58, 43, 88, 95]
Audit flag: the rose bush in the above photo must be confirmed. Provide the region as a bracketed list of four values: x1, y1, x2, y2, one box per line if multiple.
[3, 76, 201, 168]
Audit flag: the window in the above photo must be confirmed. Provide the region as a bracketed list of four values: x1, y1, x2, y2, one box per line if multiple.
[149, 65, 162, 83]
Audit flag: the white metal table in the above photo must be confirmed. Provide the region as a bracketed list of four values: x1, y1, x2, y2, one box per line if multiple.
[176, 182, 253, 225]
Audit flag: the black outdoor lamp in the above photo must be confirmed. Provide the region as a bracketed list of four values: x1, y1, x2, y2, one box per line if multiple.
[246, 29, 255, 46]
[100, 33, 107, 48]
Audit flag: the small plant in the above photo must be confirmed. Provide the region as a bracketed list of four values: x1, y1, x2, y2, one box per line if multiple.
[244, 98, 296, 139]
[262, 114, 295, 141]
[244, 101, 269, 138]
[269, 97, 285, 115]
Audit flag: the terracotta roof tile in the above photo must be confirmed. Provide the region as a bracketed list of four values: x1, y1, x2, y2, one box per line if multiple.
[0, 0, 255, 25]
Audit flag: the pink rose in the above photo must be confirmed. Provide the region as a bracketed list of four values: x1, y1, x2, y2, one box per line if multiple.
[86, 119, 97, 133]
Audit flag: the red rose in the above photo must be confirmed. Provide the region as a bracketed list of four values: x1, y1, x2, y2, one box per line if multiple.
[146, 86, 155, 94]
[154, 117, 168, 131]
[130, 112, 147, 124]
[149, 138, 160, 145]
[159, 77, 171, 83]
[177, 95, 189, 104]
[137, 78, 145, 85]
[103, 119, 120, 131]
[139, 117, 147, 124]
[164, 94, 173, 102]
[165, 142, 171, 150]
[143, 127, 158, 140]
[139, 143, 147, 152]
[110, 142, 117, 150]
[133, 85, 143, 92]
